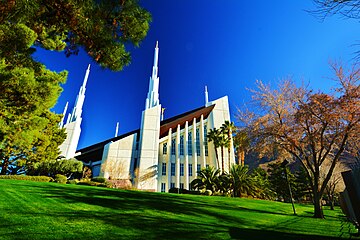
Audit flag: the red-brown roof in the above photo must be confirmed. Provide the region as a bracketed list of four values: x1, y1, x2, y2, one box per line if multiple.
[159, 104, 215, 138]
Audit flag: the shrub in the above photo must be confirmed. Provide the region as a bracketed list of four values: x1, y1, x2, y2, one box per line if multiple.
[27, 159, 83, 178]
[169, 188, 189, 194]
[67, 179, 79, 185]
[91, 177, 107, 183]
[54, 174, 67, 184]
[0, 175, 53, 182]
[204, 190, 212, 196]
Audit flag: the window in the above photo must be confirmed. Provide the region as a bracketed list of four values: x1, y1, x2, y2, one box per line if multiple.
[180, 163, 184, 176]
[188, 132, 192, 155]
[161, 183, 166, 192]
[171, 139, 176, 155]
[180, 135, 184, 155]
[162, 163, 166, 176]
[180, 183, 184, 189]
[163, 143, 167, 155]
[196, 128, 200, 156]
[170, 182, 175, 189]
[189, 183, 192, 190]
[204, 125, 208, 156]
[206, 164, 209, 169]
[171, 163, 175, 176]
[197, 164, 201, 175]
[189, 164, 193, 176]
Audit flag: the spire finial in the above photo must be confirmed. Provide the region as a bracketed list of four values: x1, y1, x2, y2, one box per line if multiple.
[161, 108, 165, 121]
[205, 85, 209, 105]
[115, 122, 119, 137]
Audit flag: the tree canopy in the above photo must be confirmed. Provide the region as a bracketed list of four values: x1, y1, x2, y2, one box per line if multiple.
[0, 0, 151, 174]
[0, 0, 151, 71]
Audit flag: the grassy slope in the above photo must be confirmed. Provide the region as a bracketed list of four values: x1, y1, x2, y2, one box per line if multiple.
[0, 180, 357, 240]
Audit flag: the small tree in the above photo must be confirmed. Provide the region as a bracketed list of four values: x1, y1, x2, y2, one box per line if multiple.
[221, 121, 236, 171]
[191, 166, 220, 194]
[207, 128, 221, 170]
[101, 158, 128, 180]
[229, 164, 255, 198]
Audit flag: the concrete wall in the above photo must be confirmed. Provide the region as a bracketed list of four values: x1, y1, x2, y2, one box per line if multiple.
[100, 133, 137, 180]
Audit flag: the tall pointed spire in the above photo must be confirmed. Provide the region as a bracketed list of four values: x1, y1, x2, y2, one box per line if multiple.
[145, 41, 160, 109]
[70, 64, 91, 122]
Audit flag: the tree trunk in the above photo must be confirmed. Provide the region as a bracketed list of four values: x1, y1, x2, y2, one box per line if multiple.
[241, 151, 245, 166]
[228, 147, 231, 173]
[313, 190, 324, 218]
[221, 147, 225, 173]
[0, 158, 9, 175]
[215, 149, 220, 170]
[236, 150, 241, 165]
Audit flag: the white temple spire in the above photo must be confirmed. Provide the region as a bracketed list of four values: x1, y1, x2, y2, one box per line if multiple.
[115, 122, 119, 137]
[205, 86, 209, 105]
[70, 64, 91, 122]
[59, 101, 69, 128]
[59, 64, 90, 159]
[145, 41, 160, 109]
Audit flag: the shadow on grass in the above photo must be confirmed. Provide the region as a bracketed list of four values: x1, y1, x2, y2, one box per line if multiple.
[229, 227, 346, 240]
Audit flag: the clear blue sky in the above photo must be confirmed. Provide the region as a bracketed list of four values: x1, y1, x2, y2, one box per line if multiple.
[34, 0, 360, 149]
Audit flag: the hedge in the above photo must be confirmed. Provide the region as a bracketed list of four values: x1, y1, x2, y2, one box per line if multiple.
[0, 175, 53, 182]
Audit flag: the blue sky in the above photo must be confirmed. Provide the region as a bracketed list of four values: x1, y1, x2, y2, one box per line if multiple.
[34, 0, 360, 149]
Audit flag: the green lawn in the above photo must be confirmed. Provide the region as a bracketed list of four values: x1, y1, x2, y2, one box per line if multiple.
[0, 180, 358, 240]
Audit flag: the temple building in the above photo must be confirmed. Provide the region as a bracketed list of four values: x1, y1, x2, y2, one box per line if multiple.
[59, 42, 235, 192]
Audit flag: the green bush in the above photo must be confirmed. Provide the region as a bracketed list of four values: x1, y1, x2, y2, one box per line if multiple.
[0, 175, 53, 182]
[77, 179, 112, 188]
[27, 159, 83, 178]
[91, 177, 107, 183]
[54, 174, 67, 184]
[67, 179, 79, 185]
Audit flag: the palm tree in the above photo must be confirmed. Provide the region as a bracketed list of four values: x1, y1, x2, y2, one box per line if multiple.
[207, 128, 221, 170]
[229, 164, 255, 197]
[191, 166, 221, 193]
[218, 133, 229, 173]
[221, 121, 236, 172]
[233, 130, 249, 166]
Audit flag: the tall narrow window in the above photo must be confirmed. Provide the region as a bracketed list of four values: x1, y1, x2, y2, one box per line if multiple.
[180, 135, 184, 155]
[162, 163, 166, 176]
[171, 163, 175, 176]
[180, 163, 184, 176]
[180, 183, 184, 189]
[188, 163, 193, 176]
[188, 132, 192, 155]
[161, 183, 166, 192]
[163, 143, 167, 155]
[204, 125, 208, 156]
[171, 139, 176, 155]
[197, 164, 201, 175]
[170, 182, 175, 189]
[196, 128, 201, 156]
